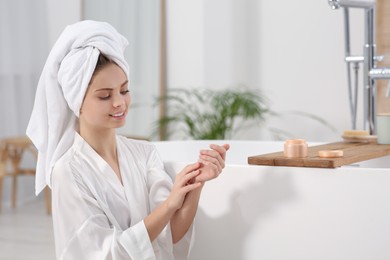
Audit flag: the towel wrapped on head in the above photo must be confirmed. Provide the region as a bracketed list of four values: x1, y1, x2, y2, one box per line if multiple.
[26, 20, 129, 195]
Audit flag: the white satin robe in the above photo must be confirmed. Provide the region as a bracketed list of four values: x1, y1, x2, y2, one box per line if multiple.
[51, 132, 192, 260]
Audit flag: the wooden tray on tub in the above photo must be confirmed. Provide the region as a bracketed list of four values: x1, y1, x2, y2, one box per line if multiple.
[248, 142, 390, 168]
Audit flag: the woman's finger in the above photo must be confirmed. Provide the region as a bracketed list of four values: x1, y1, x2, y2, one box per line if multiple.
[176, 168, 200, 185]
[198, 159, 219, 173]
[183, 169, 201, 185]
[200, 149, 224, 168]
[198, 154, 222, 172]
[210, 144, 230, 160]
[178, 162, 201, 176]
[183, 182, 202, 193]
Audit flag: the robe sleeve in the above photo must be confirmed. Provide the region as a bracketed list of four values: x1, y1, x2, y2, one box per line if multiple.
[51, 157, 156, 260]
[146, 146, 194, 260]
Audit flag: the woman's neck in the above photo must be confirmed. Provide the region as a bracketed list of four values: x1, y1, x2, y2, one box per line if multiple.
[79, 127, 117, 160]
[79, 124, 123, 184]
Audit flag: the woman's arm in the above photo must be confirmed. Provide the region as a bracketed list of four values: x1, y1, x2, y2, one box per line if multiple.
[170, 144, 230, 243]
[170, 181, 203, 243]
[144, 163, 202, 242]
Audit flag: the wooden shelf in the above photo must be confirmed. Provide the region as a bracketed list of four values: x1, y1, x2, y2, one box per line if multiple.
[248, 142, 390, 168]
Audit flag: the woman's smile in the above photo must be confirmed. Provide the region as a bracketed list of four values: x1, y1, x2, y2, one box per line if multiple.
[109, 111, 126, 119]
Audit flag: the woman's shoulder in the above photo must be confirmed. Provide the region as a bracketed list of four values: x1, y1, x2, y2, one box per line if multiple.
[117, 135, 156, 152]
[53, 146, 77, 172]
[51, 146, 81, 186]
[117, 135, 161, 166]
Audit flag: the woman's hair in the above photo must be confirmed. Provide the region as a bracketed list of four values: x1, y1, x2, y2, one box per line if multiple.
[91, 53, 115, 80]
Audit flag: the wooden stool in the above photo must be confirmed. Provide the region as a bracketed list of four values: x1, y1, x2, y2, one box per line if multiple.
[0, 136, 51, 214]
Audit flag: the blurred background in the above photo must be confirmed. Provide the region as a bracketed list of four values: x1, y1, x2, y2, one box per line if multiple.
[1, 0, 371, 143]
[1, 0, 390, 259]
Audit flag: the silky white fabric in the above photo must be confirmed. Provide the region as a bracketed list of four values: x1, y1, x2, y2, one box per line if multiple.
[51, 132, 192, 260]
[26, 20, 129, 195]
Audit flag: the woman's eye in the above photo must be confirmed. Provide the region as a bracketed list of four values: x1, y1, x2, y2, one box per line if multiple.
[121, 90, 130, 95]
[99, 95, 110, 100]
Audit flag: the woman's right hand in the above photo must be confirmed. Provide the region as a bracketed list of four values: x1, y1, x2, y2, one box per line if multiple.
[167, 162, 203, 211]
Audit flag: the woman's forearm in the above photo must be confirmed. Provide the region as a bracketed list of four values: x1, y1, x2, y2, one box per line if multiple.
[144, 184, 202, 244]
[144, 200, 176, 242]
[145, 166, 203, 243]
[170, 183, 204, 244]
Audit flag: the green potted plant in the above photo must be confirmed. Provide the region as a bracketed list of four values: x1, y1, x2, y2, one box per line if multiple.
[155, 87, 269, 140]
[154, 86, 337, 141]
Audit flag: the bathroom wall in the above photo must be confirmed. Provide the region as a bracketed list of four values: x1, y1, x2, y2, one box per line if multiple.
[166, 0, 365, 142]
[257, 1, 364, 142]
[46, 0, 81, 46]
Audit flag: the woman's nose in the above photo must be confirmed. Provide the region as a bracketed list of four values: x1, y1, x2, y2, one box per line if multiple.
[112, 93, 125, 108]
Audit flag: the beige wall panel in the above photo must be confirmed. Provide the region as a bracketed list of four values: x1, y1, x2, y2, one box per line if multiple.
[377, 0, 390, 113]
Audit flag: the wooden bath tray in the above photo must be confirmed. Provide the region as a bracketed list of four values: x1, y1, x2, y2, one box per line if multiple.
[248, 142, 390, 168]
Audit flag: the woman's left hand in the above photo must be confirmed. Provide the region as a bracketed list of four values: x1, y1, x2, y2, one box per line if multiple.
[194, 144, 230, 183]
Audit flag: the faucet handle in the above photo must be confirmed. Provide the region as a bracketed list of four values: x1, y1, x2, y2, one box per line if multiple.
[375, 55, 385, 62]
[328, 0, 340, 9]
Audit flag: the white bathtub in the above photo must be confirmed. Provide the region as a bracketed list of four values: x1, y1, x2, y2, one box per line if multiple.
[153, 140, 390, 260]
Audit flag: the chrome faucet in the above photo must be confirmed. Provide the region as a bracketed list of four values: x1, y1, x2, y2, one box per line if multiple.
[329, 0, 390, 135]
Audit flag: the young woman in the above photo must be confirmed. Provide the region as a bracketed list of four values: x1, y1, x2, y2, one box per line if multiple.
[26, 21, 229, 260]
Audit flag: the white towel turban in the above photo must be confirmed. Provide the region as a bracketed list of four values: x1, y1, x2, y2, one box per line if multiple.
[26, 20, 129, 195]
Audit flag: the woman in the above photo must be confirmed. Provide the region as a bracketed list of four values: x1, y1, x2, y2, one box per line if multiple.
[26, 21, 229, 260]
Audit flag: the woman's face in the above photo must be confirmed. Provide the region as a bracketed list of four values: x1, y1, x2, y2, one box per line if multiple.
[80, 63, 130, 131]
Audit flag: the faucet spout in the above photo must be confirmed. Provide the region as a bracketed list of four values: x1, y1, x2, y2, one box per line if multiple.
[328, 0, 375, 9]
[369, 68, 390, 97]
[369, 67, 390, 80]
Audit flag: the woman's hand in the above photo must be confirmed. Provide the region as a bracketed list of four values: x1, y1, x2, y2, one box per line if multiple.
[167, 162, 203, 212]
[195, 144, 230, 183]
